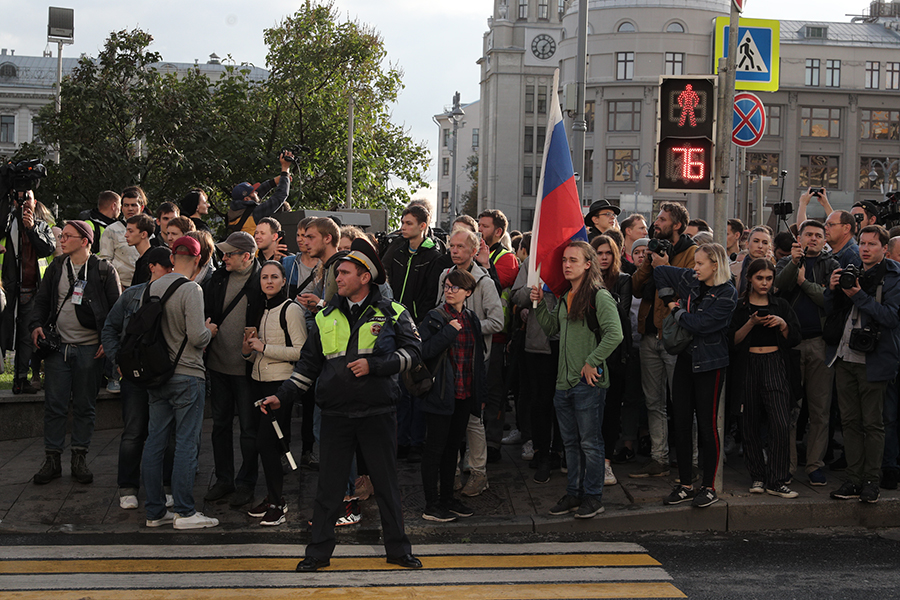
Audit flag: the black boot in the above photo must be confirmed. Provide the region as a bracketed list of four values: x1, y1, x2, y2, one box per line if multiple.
[33, 451, 62, 484]
[71, 449, 94, 484]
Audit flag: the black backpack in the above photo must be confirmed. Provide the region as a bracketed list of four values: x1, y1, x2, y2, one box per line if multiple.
[118, 277, 191, 389]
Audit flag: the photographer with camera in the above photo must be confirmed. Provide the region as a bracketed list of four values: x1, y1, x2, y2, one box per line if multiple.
[824, 224, 900, 504]
[227, 152, 293, 236]
[0, 190, 56, 394]
[851, 201, 879, 231]
[774, 220, 840, 486]
[630, 202, 696, 479]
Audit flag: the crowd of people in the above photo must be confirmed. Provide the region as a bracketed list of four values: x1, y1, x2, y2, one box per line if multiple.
[4, 165, 900, 569]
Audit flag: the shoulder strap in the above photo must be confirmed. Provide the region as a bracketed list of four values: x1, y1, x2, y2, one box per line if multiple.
[98, 258, 110, 286]
[435, 306, 452, 322]
[159, 277, 191, 304]
[216, 286, 248, 326]
[294, 268, 318, 297]
[232, 205, 255, 232]
[280, 301, 294, 347]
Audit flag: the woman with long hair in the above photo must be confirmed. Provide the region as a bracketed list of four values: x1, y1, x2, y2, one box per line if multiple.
[248, 261, 307, 526]
[731, 226, 773, 296]
[531, 241, 623, 519]
[590, 234, 632, 486]
[651, 243, 737, 508]
[730, 258, 801, 498]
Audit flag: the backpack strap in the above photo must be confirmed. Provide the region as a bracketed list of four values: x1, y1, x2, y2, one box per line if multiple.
[231, 205, 255, 234]
[279, 300, 295, 347]
[146, 277, 192, 365]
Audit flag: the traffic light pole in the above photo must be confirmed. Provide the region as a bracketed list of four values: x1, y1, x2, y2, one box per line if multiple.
[714, 3, 740, 247]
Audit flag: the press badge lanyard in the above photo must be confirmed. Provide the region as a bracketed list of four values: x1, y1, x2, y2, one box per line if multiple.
[66, 258, 88, 306]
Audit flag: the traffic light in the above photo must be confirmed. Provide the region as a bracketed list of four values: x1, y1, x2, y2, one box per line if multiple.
[655, 76, 717, 193]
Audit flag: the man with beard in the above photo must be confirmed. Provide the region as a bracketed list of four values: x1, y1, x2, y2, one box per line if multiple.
[629, 202, 696, 478]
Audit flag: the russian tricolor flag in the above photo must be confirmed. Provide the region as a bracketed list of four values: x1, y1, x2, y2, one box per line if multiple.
[528, 69, 588, 297]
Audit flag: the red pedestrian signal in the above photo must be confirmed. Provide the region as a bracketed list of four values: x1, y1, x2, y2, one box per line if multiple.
[656, 76, 717, 193]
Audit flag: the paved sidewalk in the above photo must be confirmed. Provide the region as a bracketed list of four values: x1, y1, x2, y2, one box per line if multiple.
[0, 415, 897, 537]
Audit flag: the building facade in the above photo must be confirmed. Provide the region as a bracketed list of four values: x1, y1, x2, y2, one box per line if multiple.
[476, 0, 900, 230]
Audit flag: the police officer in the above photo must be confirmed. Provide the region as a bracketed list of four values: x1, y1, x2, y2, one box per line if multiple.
[261, 237, 422, 572]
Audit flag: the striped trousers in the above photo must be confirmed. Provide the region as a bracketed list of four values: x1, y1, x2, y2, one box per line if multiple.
[741, 352, 792, 486]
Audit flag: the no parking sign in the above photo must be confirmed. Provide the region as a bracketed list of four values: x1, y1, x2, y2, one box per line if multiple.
[732, 92, 766, 148]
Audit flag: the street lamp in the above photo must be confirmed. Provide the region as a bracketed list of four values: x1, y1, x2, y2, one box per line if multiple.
[868, 158, 900, 194]
[630, 161, 655, 197]
[448, 92, 465, 224]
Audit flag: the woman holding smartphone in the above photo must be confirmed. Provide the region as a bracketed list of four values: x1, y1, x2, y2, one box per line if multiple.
[651, 243, 737, 508]
[245, 261, 307, 525]
[730, 258, 802, 498]
[531, 241, 623, 520]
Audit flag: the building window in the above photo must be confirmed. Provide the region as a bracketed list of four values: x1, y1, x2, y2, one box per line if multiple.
[747, 153, 780, 178]
[522, 208, 535, 230]
[442, 128, 450, 147]
[441, 192, 450, 213]
[765, 105, 781, 136]
[584, 150, 593, 183]
[617, 22, 636, 33]
[442, 158, 450, 177]
[616, 52, 634, 81]
[524, 166, 534, 196]
[608, 101, 641, 132]
[860, 157, 900, 190]
[887, 62, 900, 90]
[518, 0, 528, 20]
[537, 86, 548, 114]
[471, 128, 479, 148]
[32, 119, 40, 142]
[538, 0, 549, 19]
[800, 107, 840, 138]
[536, 126, 546, 153]
[825, 59, 840, 87]
[799, 155, 839, 189]
[666, 22, 685, 33]
[866, 61, 880, 89]
[0, 63, 16, 78]
[525, 85, 535, 113]
[860, 109, 900, 140]
[584, 100, 595, 132]
[665, 52, 684, 75]
[805, 26, 827, 39]
[0, 115, 13, 144]
[606, 149, 640, 182]
[805, 59, 820, 87]
[524, 126, 534, 153]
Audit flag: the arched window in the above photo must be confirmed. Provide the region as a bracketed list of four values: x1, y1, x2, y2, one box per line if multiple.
[0, 63, 17, 78]
[617, 21, 636, 33]
[666, 22, 685, 33]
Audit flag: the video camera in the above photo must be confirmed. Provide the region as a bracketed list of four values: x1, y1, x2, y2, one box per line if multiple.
[865, 191, 900, 230]
[0, 159, 47, 199]
[279, 144, 310, 164]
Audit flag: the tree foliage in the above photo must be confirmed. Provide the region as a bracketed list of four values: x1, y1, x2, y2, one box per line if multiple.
[30, 1, 429, 225]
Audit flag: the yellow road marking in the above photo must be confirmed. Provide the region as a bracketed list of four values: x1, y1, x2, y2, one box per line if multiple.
[0, 553, 659, 574]
[2, 582, 687, 599]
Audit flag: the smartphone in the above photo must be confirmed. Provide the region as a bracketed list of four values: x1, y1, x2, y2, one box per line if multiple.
[244, 327, 258, 340]
[580, 366, 602, 385]
[810, 188, 824, 196]
[476, 231, 483, 243]
[755, 307, 770, 318]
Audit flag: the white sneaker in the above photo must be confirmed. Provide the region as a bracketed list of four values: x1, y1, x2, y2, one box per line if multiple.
[165, 494, 174, 508]
[119, 495, 139, 510]
[605, 461, 617, 486]
[145, 511, 176, 527]
[173, 512, 219, 530]
[521, 440, 534, 461]
[502, 428, 522, 445]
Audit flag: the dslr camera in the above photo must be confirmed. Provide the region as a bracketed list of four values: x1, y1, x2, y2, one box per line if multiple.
[838, 265, 861, 290]
[658, 287, 677, 306]
[647, 238, 672, 257]
[849, 325, 881, 353]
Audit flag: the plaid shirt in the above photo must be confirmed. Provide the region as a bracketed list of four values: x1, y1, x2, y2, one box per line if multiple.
[446, 303, 475, 400]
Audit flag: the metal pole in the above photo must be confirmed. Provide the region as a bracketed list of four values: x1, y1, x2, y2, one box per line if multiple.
[714, 3, 740, 246]
[56, 41, 63, 114]
[345, 95, 354, 209]
[450, 118, 459, 221]
[571, 0, 588, 204]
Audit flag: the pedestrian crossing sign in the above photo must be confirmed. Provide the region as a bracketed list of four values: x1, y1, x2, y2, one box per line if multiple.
[714, 17, 780, 92]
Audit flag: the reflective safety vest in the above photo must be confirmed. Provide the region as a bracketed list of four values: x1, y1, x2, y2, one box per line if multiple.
[315, 301, 407, 360]
[490, 246, 513, 334]
[0, 237, 50, 279]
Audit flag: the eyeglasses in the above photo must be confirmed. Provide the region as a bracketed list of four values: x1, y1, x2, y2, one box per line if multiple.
[599, 211, 616, 218]
[224, 250, 246, 258]
[58, 233, 83, 241]
[823, 221, 845, 228]
[443, 284, 463, 293]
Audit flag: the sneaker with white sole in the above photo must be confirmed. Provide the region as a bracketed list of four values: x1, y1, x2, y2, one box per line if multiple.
[106, 379, 121, 394]
[691, 486, 719, 508]
[336, 498, 361, 526]
[749, 480, 765, 494]
[521, 440, 534, 461]
[119, 495, 139, 510]
[502, 429, 522, 445]
[766, 484, 799, 499]
[663, 485, 695, 506]
[260, 504, 287, 526]
[173, 512, 219, 530]
[146, 511, 176, 527]
[604, 462, 617, 486]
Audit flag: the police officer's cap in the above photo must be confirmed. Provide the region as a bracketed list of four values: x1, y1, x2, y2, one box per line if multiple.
[339, 238, 386, 285]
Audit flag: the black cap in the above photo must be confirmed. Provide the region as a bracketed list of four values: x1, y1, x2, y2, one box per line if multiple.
[338, 237, 386, 285]
[584, 199, 621, 228]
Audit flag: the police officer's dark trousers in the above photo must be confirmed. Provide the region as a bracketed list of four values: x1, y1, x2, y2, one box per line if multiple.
[306, 411, 411, 560]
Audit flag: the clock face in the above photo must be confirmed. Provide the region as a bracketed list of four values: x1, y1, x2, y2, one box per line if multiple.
[531, 34, 556, 60]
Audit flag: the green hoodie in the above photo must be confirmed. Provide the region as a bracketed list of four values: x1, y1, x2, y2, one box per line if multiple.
[535, 287, 623, 390]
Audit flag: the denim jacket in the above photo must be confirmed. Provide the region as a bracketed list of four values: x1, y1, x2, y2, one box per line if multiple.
[100, 283, 146, 365]
[653, 265, 737, 373]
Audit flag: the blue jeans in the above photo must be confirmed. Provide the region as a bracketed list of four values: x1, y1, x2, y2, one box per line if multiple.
[883, 377, 899, 471]
[118, 379, 174, 494]
[143, 374, 205, 520]
[43, 344, 103, 452]
[209, 370, 258, 489]
[553, 382, 606, 499]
